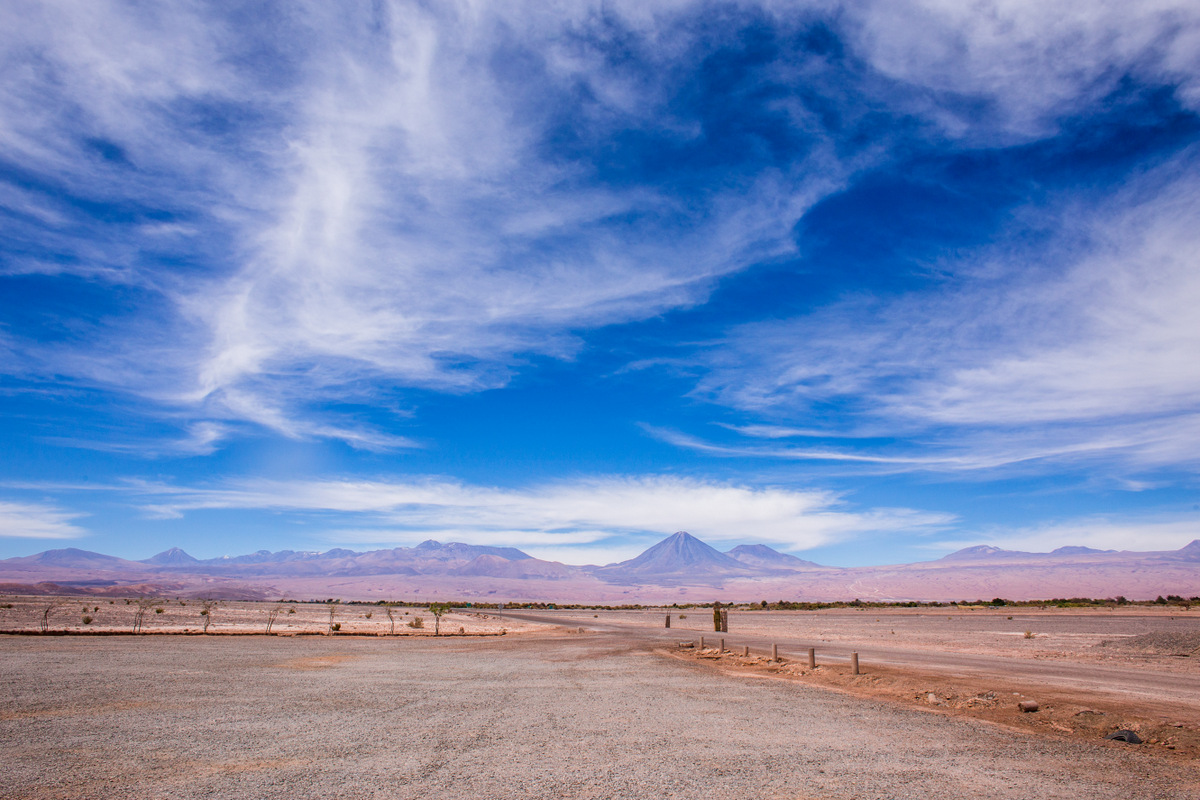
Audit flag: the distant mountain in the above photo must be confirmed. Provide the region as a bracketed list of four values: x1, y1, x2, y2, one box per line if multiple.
[1166, 539, 1200, 562]
[15, 548, 144, 570]
[3, 535, 1199, 601]
[142, 547, 200, 566]
[1051, 546, 1115, 556]
[412, 540, 532, 561]
[938, 545, 1024, 561]
[726, 544, 825, 570]
[593, 532, 750, 583]
[449, 554, 575, 580]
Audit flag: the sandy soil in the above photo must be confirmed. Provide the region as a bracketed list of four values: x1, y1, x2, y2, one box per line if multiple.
[585, 605, 1200, 665]
[5, 598, 1198, 796]
[2, 633, 1196, 799]
[520, 606, 1200, 761]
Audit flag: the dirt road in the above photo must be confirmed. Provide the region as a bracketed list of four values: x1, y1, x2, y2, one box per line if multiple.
[2, 633, 1195, 799]
[503, 609, 1200, 715]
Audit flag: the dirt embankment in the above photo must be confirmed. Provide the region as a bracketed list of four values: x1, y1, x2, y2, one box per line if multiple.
[672, 643, 1200, 761]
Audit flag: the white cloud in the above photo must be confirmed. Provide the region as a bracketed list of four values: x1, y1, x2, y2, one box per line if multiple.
[2, 1, 1198, 456]
[930, 514, 1200, 554]
[119, 474, 952, 559]
[842, 0, 1200, 140]
[0, 2, 850, 447]
[693, 154, 1200, 473]
[0, 500, 87, 539]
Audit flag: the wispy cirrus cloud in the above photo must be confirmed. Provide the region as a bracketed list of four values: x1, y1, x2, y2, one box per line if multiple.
[0, 1, 868, 449]
[688, 151, 1200, 473]
[1, 0, 1197, 483]
[0, 500, 86, 539]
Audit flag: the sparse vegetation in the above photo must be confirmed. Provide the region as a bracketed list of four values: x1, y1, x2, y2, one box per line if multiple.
[331, 622, 341, 632]
[154, 607, 164, 614]
[39, 600, 63, 632]
[385, 603, 398, 635]
[326, 601, 338, 634]
[408, 616, 424, 629]
[1024, 630, 1035, 639]
[429, 602, 451, 635]
[132, 598, 159, 634]
[199, 600, 217, 633]
[82, 615, 92, 625]
[265, 602, 285, 634]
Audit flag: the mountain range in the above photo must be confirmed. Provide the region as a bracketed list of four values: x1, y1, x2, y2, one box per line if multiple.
[1, 532, 1198, 602]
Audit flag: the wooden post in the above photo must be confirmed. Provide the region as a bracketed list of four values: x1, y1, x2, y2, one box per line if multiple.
[772, 643, 779, 661]
[719, 638, 725, 652]
[700, 635, 705, 649]
[713, 601, 722, 632]
[743, 645, 749, 657]
[665, 614, 671, 628]
[808, 647, 816, 668]
[720, 609, 729, 632]
[851, 652, 860, 675]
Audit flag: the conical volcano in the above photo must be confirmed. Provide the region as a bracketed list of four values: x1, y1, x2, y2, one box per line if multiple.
[593, 531, 750, 583]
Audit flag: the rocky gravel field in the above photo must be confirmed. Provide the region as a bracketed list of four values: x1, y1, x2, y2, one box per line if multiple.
[2, 632, 1195, 799]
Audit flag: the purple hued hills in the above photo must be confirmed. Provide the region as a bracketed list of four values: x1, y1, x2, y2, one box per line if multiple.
[2, 532, 1198, 603]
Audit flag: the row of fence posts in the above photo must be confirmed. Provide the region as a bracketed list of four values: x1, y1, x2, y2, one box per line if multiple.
[679, 613, 861, 674]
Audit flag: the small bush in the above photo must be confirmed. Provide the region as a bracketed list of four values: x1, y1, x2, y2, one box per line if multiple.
[287, 607, 295, 614]
[1024, 630, 1035, 639]
[458, 626, 465, 634]
[0, 603, 12, 609]
[331, 623, 341, 632]
[155, 608, 164, 614]
[364, 612, 372, 619]
[82, 615, 93, 625]
[679, 614, 687, 619]
[408, 617, 424, 629]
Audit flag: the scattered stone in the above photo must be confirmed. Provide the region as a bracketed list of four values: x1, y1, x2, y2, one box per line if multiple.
[1018, 700, 1039, 713]
[678, 641, 695, 649]
[1096, 631, 1200, 656]
[1105, 730, 1143, 744]
[1074, 709, 1105, 717]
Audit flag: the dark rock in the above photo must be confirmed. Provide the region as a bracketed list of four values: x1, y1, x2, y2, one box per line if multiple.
[1105, 730, 1143, 744]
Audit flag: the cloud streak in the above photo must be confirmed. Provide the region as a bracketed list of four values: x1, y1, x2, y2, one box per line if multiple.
[0, 501, 86, 539]
[116, 474, 952, 560]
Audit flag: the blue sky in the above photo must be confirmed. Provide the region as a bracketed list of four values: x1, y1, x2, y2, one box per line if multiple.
[2, 1, 1199, 566]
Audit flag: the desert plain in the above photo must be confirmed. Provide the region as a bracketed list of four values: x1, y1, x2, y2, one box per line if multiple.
[2, 598, 1199, 799]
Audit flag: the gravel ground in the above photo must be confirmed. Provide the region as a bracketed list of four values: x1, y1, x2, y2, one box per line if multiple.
[1100, 631, 1200, 656]
[1, 633, 1194, 800]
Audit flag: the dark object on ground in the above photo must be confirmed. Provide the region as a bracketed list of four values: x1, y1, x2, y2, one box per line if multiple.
[1105, 730, 1143, 744]
[678, 641, 694, 648]
[1018, 700, 1039, 713]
